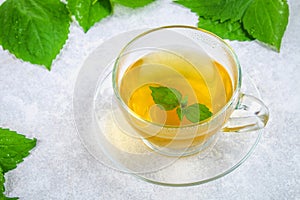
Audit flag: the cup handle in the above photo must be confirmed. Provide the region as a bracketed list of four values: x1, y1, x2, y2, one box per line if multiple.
[222, 93, 269, 132]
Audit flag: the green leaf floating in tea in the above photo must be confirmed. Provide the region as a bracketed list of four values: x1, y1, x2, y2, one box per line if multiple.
[149, 86, 182, 111]
[149, 86, 212, 123]
[184, 103, 213, 123]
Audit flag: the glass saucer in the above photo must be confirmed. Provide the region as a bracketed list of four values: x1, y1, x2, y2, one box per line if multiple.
[73, 30, 263, 186]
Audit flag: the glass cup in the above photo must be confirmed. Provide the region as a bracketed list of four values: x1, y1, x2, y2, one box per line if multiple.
[112, 25, 269, 157]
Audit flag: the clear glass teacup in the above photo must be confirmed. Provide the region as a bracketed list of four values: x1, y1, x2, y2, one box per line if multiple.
[112, 25, 269, 157]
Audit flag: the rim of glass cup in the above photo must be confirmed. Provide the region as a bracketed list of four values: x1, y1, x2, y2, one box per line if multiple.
[112, 25, 242, 129]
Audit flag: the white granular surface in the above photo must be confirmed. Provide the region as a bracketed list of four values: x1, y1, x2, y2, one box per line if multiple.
[0, 0, 299, 199]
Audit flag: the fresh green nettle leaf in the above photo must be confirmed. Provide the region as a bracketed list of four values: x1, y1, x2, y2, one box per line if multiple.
[0, 0, 289, 70]
[183, 103, 212, 123]
[150, 86, 182, 111]
[149, 86, 212, 123]
[198, 17, 253, 41]
[0, 128, 36, 199]
[67, 0, 112, 33]
[0, 128, 37, 173]
[242, 0, 289, 51]
[0, 0, 71, 70]
[0, 0, 155, 69]
[174, 0, 253, 22]
[174, 0, 289, 51]
[111, 0, 155, 8]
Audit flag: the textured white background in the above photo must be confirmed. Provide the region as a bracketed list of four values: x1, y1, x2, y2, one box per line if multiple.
[0, 0, 299, 199]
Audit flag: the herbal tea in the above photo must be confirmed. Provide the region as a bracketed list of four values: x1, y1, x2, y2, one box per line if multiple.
[111, 27, 268, 156]
[119, 49, 233, 126]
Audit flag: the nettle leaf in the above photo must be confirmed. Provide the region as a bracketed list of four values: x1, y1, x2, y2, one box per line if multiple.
[183, 103, 212, 123]
[0, 128, 37, 173]
[111, 0, 155, 8]
[198, 17, 253, 41]
[174, 0, 289, 51]
[0, 0, 71, 70]
[243, 0, 289, 51]
[0, 128, 35, 200]
[67, 0, 112, 33]
[174, 0, 253, 22]
[149, 86, 182, 111]
[149, 86, 212, 123]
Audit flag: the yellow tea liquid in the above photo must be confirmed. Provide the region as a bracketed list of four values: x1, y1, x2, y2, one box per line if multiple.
[119, 49, 233, 149]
